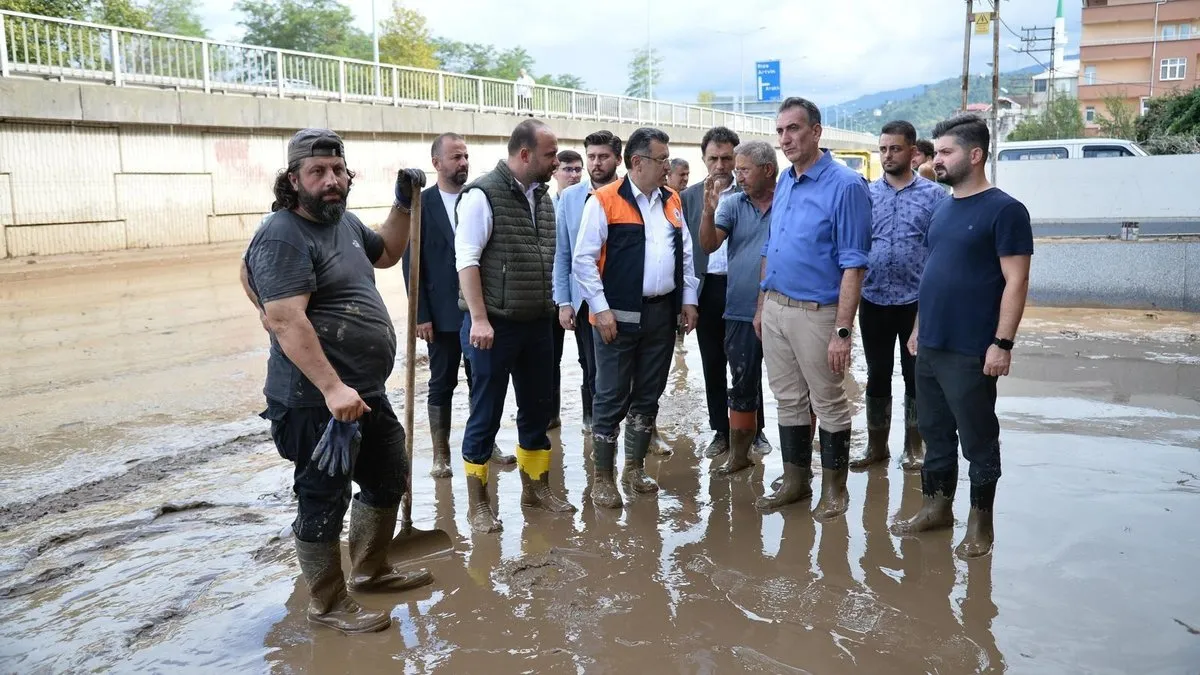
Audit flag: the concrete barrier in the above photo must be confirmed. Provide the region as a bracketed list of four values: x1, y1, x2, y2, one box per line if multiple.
[1029, 239, 1200, 312]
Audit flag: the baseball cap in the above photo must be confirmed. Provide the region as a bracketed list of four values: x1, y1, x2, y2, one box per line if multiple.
[287, 128, 345, 165]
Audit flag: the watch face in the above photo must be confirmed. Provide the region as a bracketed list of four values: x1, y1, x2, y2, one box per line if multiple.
[837, 327, 850, 338]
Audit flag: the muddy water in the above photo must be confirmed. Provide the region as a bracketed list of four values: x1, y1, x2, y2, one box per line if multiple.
[1, 245, 1199, 674]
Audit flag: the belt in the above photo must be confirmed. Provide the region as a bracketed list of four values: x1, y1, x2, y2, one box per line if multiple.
[704, 272, 728, 278]
[767, 290, 831, 311]
[643, 294, 671, 304]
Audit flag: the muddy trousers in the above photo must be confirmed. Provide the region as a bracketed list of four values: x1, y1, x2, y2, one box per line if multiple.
[723, 319, 767, 418]
[591, 297, 675, 442]
[428, 331, 475, 407]
[858, 299, 917, 399]
[460, 314, 554, 464]
[916, 347, 1002, 493]
[262, 396, 408, 543]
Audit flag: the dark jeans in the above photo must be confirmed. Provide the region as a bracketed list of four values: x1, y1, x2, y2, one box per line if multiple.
[552, 318, 565, 415]
[592, 298, 676, 440]
[697, 274, 729, 434]
[916, 347, 1002, 486]
[724, 319, 765, 413]
[460, 314, 554, 464]
[574, 301, 597, 414]
[428, 331, 473, 407]
[859, 298, 917, 400]
[261, 396, 408, 543]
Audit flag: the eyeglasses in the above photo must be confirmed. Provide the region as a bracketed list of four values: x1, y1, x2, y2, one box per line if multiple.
[634, 154, 671, 166]
[559, 166, 583, 173]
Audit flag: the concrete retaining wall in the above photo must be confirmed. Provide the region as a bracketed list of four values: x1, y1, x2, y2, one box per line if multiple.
[1029, 240, 1200, 312]
[0, 78, 819, 257]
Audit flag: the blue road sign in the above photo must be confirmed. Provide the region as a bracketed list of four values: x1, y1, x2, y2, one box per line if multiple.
[756, 60, 781, 102]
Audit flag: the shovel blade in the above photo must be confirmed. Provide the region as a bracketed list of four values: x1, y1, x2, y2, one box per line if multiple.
[389, 526, 454, 565]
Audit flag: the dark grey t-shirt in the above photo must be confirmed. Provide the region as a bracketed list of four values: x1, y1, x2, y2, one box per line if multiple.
[245, 209, 396, 406]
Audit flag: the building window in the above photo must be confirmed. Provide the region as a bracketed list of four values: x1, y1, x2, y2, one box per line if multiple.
[1161, 24, 1194, 41]
[1160, 57, 1186, 81]
[1162, 24, 1176, 40]
[1141, 97, 1150, 116]
[1085, 106, 1096, 123]
[1084, 65, 1096, 85]
[1034, 79, 1048, 93]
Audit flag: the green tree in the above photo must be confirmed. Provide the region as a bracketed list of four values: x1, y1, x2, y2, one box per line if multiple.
[625, 47, 663, 99]
[236, 0, 370, 59]
[1095, 94, 1138, 140]
[433, 38, 495, 75]
[377, 0, 436, 68]
[537, 73, 584, 90]
[0, 0, 148, 25]
[1007, 97, 1085, 141]
[1136, 88, 1200, 154]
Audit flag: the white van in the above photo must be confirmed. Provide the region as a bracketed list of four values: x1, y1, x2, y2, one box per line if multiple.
[996, 138, 1148, 161]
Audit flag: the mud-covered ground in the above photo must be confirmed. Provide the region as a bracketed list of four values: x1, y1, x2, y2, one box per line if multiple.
[1, 243, 1198, 674]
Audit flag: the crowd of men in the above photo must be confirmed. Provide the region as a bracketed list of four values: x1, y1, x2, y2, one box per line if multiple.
[240, 99, 1033, 633]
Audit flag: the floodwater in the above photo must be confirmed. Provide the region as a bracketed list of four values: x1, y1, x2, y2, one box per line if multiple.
[1, 243, 1198, 674]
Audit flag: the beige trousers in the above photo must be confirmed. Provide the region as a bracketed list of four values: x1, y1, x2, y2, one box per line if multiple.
[761, 291, 852, 432]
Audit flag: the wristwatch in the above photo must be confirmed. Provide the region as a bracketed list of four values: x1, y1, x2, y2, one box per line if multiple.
[836, 326, 851, 339]
[993, 337, 1014, 351]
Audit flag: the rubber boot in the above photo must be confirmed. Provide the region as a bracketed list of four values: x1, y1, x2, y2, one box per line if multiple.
[850, 396, 891, 469]
[347, 497, 434, 593]
[703, 431, 729, 459]
[581, 386, 593, 431]
[714, 419, 755, 475]
[956, 482, 996, 559]
[621, 420, 659, 494]
[465, 461, 502, 534]
[813, 428, 851, 521]
[591, 434, 623, 509]
[427, 404, 453, 479]
[294, 537, 391, 634]
[516, 447, 576, 513]
[756, 425, 814, 510]
[649, 424, 673, 457]
[889, 469, 956, 536]
[547, 415, 561, 431]
[901, 395, 925, 471]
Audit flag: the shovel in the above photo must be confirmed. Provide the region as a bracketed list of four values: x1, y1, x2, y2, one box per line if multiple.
[390, 186, 454, 563]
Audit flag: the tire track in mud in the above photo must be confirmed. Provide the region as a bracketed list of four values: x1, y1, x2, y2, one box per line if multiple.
[0, 432, 269, 533]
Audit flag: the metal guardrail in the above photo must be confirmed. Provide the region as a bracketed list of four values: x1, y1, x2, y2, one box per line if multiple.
[0, 9, 874, 145]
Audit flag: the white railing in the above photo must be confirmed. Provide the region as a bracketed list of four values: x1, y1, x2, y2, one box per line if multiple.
[0, 10, 874, 145]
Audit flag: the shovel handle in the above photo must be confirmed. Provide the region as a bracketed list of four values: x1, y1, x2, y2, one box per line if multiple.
[403, 187, 423, 528]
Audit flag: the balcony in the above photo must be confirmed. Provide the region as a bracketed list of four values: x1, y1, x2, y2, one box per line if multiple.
[1078, 81, 1151, 101]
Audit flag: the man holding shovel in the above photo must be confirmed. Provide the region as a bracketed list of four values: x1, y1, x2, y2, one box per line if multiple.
[242, 129, 433, 634]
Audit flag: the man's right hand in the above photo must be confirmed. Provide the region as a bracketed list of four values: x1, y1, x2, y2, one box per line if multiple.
[703, 174, 727, 214]
[593, 309, 618, 344]
[753, 308, 763, 340]
[468, 316, 495, 350]
[416, 322, 434, 343]
[325, 382, 371, 422]
[558, 305, 576, 331]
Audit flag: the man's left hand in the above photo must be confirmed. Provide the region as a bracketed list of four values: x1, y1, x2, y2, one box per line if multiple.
[828, 333, 851, 376]
[983, 344, 1012, 377]
[394, 168, 427, 208]
[680, 305, 699, 334]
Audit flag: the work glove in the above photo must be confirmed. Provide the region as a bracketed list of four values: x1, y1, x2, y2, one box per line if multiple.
[311, 419, 362, 478]
[394, 168, 428, 209]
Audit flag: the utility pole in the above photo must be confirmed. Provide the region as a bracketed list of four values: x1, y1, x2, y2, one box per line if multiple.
[962, 0, 974, 112]
[1012, 26, 1055, 106]
[371, 0, 380, 97]
[990, 0, 1000, 183]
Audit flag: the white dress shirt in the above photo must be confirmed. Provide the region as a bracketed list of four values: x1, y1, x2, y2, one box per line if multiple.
[454, 178, 540, 272]
[572, 182, 699, 315]
[439, 188, 459, 232]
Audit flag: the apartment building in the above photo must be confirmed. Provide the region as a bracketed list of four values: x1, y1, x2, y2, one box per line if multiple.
[1079, 0, 1200, 133]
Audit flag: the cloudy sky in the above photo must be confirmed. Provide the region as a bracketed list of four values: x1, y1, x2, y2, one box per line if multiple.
[198, 0, 1081, 107]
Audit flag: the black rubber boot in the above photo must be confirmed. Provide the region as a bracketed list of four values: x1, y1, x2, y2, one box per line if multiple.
[956, 482, 996, 559]
[591, 434, 623, 509]
[582, 386, 593, 431]
[347, 497, 433, 593]
[621, 420, 659, 494]
[850, 396, 891, 469]
[295, 537, 391, 634]
[890, 468, 956, 536]
[427, 404, 452, 479]
[813, 428, 851, 521]
[901, 395, 925, 471]
[756, 425, 814, 510]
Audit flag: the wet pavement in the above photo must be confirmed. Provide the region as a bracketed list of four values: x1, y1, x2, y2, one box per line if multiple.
[1, 243, 1198, 674]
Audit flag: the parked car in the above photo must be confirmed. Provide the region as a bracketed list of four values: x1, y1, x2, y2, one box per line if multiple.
[997, 138, 1148, 161]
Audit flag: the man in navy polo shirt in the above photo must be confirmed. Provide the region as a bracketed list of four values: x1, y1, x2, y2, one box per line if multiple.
[754, 97, 872, 521]
[890, 114, 1033, 560]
